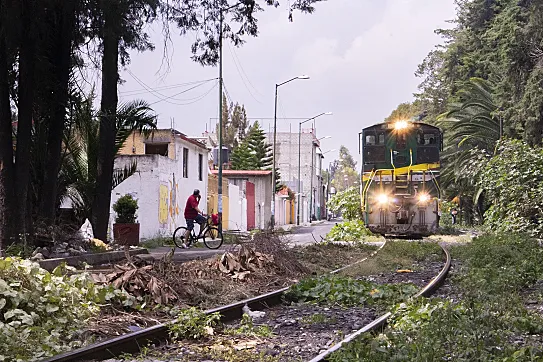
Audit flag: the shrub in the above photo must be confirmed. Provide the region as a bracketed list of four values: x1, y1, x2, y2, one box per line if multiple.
[168, 307, 221, 340]
[327, 186, 362, 221]
[0, 258, 134, 361]
[113, 194, 138, 224]
[327, 220, 373, 242]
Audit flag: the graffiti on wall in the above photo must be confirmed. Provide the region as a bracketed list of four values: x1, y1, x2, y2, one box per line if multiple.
[159, 185, 169, 225]
[169, 173, 179, 231]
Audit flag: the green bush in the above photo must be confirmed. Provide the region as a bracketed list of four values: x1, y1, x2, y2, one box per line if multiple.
[113, 194, 138, 223]
[479, 140, 543, 237]
[0, 258, 134, 361]
[327, 186, 362, 221]
[327, 220, 373, 242]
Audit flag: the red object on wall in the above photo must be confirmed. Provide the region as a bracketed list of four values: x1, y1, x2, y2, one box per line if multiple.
[246, 181, 255, 230]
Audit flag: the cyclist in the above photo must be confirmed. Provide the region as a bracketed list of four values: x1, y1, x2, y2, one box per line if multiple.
[183, 189, 206, 248]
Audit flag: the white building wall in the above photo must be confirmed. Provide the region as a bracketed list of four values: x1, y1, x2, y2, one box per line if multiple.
[227, 184, 247, 231]
[111, 136, 208, 240]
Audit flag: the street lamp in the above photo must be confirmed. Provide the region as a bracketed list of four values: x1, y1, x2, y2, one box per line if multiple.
[297, 113, 332, 225]
[310, 138, 331, 223]
[218, 1, 245, 231]
[271, 75, 310, 229]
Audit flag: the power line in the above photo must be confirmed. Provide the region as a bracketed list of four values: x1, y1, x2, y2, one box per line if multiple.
[126, 69, 218, 105]
[119, 78, 218, 96]
[148, 80, 218, 106]
[227, 42, 263, 104]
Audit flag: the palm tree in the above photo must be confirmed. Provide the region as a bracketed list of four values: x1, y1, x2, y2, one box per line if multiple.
[58, 93, 156, 223]
[437, 77, 499, 222]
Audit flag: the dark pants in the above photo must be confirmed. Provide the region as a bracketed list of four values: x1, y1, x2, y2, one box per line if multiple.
[186, 214, 206, 231]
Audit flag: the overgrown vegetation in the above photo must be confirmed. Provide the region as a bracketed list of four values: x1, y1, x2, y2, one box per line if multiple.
[327, 220, 373, 242]
[330, 234, 543, 361]
[286, 275, 418, 308]
[340, 240, 442, 277]
[168, 307, 221, 341]
[0, 259, 133, 361]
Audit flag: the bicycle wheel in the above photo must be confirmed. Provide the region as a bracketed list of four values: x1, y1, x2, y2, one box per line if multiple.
[173, 226, 190, 248]
[203, 227, 223, 249]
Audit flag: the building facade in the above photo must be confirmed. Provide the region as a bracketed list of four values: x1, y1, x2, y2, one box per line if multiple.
[266, 129, 326, 223]
[112, 129, 209, 239]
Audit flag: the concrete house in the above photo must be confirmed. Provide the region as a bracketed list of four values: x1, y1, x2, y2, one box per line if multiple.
[211, 170, 272, 230]
[111, 129, 209, 240]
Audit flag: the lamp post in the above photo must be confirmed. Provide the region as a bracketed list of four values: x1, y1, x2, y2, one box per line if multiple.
[271, 75, 309, 229]
[218, 1, 244, 231]
[310, 138, 331, 223]
[319, 149, 335, 221]
[297, 113, 332, 225]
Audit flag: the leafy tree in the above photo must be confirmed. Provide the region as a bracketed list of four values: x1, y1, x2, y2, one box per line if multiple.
[331, 166, 359, 193]
[339, 145, 356, 170]
[384, 101, 423, 123]
[217, 97, 249, 149]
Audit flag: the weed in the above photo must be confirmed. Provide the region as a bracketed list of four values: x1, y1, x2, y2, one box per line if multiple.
[301, 313, 336, 324]
[140, 237, 173, 249]
[225, 313, 274, 337]
[168, 307, 221, 340]
[285, 275, 418, 308]
[330, 233, 543, 361]
[340, 240, 442, 277]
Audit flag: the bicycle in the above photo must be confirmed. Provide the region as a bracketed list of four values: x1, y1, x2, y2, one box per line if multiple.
[173, 215, 224, 249]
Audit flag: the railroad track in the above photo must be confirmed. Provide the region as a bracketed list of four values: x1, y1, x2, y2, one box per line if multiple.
[39, 239, 453, 362]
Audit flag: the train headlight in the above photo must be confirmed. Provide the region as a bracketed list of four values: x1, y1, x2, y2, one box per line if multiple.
[394, 120, 409, 130]
[377, 194, 389, 204]
[418, 193, 430, 203]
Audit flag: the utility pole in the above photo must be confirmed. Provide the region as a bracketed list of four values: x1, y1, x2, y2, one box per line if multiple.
[217, 1, 244, 231]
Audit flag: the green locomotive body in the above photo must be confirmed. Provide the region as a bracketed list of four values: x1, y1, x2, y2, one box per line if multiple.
[360, 120, 442, 236]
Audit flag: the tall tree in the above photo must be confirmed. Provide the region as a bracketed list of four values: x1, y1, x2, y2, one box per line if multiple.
[339, 145, 356, 170]
[36, 0, 79, 225]
[91, 0, 159, 241]
[384, 101, 423, 123]
[0, 0, 15, 248]
[246, 121, 272, 169]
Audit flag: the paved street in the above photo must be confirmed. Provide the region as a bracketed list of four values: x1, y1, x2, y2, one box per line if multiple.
[147, 220, 337, 262]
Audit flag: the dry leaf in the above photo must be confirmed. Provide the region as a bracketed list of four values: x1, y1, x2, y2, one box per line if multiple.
[397, 269, 413, 273]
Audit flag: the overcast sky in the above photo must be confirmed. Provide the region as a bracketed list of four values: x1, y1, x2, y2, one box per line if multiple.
[115, 0, 456, 167]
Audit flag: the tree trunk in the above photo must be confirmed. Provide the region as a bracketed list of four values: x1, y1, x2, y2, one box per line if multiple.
[38, 0, 77, 224]
[91, 3, 120, 242]
[14, 0, 37, 243]
[0, 0, 14, 250]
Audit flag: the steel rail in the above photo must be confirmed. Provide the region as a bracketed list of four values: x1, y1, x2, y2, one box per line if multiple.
[307, 243, 451, 362]
[40, 240, 388, 362]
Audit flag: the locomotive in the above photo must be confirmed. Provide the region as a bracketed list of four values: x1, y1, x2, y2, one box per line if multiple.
[360, 120, 442, 236]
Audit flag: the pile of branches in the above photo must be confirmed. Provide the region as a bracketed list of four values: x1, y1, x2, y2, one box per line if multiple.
[92, 261, 178, 305]
[244, 231, 309, 276]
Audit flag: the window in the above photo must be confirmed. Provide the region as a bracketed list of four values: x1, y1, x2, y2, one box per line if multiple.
[183, 148, 188, 178]
[378, 133, 385, 144]
[145, 143, 168, 156]
[198, 154, 203, 181]
[365, 135, 376, 145]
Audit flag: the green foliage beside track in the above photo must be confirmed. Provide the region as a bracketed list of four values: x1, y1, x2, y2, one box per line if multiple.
[0, 258, 134, 361]
[330, 234, 543, 361]
[327, 220, 373, 242]
[286, 275, 418, 309]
